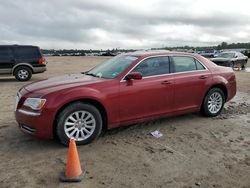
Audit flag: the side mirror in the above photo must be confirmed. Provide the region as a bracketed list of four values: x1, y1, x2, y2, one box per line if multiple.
[125, 72, 142, 80]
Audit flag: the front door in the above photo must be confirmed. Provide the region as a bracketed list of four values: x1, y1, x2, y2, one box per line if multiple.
[119, 56, 174, 123]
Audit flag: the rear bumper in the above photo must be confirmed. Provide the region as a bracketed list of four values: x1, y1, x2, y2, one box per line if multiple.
[33, 66, 47, 73]
[226, 80, 237, 102]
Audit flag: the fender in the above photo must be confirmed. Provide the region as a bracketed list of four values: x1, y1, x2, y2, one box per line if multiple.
[12, 63, 34, 74]
[48, 86, 106, 112]
[206, 75, 229, 100]
[46, 85, 120, 128]
[212, 75, 228, 86]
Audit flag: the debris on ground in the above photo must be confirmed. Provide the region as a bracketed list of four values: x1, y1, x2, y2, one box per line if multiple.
[150, 130, 163, 138]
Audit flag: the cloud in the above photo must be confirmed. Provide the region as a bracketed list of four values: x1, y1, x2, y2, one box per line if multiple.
[0, 0, 250, 49]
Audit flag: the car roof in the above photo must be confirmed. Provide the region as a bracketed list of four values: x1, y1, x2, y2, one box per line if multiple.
[126, 50, 197, 58]
[0, 44, 39, 48]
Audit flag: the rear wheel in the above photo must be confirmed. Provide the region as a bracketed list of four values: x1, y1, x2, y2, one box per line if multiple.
[201, 88, 225, 117]
[230, 61, 235, 68]
[241, 61, 247, 69]
[14, 66, 32, 81]
[56, 102, 102, 146]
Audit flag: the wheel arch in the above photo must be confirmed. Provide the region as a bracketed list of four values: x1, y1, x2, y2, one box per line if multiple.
[12, 63, 34, 74]
[203, 83, 228, 104]
[53, 98, 108, 139]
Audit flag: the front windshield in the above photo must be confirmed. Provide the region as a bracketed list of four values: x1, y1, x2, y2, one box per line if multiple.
[86, 55, 138, 79]
[217, 53, 235, 58]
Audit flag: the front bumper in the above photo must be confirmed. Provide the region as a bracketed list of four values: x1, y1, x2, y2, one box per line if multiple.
[15, 108, 54, 139]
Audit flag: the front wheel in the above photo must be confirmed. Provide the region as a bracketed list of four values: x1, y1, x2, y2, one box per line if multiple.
[56, 102, 103, 146]
[201, 88, 225, 117]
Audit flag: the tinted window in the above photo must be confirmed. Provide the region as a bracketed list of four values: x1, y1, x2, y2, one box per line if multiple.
[132, 56, 170, 77]
[172, 56, 196, 72]
[237, 52, 244, 57]
[0, 47, 12, 60]
[15, 47, 41, 59]
[195, 59, 205, 70]
[217, 53, 235, 58]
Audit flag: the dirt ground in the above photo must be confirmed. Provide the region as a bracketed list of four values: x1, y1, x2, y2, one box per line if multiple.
[0, 56, 249, 188]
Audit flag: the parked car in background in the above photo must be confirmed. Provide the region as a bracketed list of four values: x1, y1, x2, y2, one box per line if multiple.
[197, 49, 217, 58]
[0, 45, 46, 81]
[15, 51, 236, 145]
[241, 49, 250, 58]
[210, 51, 248, 69]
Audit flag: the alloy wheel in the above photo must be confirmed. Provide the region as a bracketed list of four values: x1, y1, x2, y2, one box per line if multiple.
[207, 92, 223, 114]
[64, 110, 96, 141]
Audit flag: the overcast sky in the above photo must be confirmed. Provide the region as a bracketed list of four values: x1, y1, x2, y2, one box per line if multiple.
[1, 0, 250, 49]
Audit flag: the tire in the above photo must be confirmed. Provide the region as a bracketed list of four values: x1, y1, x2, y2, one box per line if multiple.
[201, 88, 225, 117]
[14, 66, 32, 81]
[56, 102, 102, 146]
[241, 61, 247, 70]
[230, 61, 235, 68]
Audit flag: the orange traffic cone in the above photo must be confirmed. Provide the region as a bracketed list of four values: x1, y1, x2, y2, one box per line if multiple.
[60, 138, 85, 182]
[237, 64, 241, 71]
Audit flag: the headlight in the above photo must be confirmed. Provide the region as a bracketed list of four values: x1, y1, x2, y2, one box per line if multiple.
[23, 98, 46, 110]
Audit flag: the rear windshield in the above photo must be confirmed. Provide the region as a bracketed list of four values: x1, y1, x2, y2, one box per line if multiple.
[14, 46, 42, 59]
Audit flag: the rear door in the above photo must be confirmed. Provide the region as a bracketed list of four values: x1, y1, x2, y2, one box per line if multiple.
[119, 56, 174, 122]
[170, 56, 211, 111]
[0, 46, 14, 73]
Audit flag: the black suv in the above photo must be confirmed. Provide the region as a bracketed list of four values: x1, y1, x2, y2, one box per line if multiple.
[0, 45, 47, 81]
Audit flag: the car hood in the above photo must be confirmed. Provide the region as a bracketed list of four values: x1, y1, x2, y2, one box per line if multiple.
[23, 73, 105, 94]
[210, 57, 232, 62]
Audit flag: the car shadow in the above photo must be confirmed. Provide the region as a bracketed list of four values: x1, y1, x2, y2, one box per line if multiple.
[3, 112, 202, 150]
[101, 112, 201, 138]
[0, 78, 19, 82]
[0, 77, 46, 83]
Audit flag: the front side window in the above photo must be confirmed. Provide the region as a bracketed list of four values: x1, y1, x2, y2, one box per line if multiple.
[87, 55, 138, 79]
[132, 56, 170, 77]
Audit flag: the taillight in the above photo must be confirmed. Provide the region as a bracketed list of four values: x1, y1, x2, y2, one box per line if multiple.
[38, 58, 46, 64]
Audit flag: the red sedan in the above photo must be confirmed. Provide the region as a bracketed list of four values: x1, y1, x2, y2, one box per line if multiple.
[15, 51, 236, 145]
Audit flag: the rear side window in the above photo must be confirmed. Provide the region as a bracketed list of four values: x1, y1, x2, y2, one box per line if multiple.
[0, 47, 12, 60]
[172, 56, 205, 73]
[132, 56, 170, 77]
[14, 47, 41, 59]
[195, 59, 206, 70]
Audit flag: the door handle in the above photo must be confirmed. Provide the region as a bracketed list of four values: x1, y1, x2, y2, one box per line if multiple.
[199, 75, 208, 79]
[161, 80, 172, 85]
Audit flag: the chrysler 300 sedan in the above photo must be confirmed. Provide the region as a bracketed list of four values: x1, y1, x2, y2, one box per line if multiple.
[15, 51, 236, 145]
[211, 51, 248, 69]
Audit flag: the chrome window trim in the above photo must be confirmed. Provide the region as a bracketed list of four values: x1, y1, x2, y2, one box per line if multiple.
[18, 109, 41, 116]
[120, 54, 208, 82]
